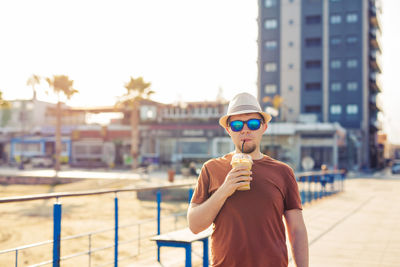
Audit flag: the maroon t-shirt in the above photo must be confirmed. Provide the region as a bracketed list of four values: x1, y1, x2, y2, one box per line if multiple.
[191, 153, 302, 267]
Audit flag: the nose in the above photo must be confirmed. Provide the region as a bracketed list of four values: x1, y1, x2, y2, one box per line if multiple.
[240, 123, 251, 133]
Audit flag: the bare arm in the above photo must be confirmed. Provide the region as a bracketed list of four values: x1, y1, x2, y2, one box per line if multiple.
[187, 167, 252, 234]
[284, 209, 309, 267]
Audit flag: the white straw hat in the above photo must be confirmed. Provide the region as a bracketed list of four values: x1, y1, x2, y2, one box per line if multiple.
[219, 92, 272, 128]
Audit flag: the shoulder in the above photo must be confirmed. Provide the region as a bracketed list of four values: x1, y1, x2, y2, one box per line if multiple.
[259, 155, 294, 172]
[257, 155, 297, 181]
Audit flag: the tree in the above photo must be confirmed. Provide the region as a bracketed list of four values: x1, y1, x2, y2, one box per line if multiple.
[0, 91, 11, 127]
[0, 91, 10, 108]
[46, 75, 78, 172]
[27, 74, 41, 100]
[117, 76, 154, 170]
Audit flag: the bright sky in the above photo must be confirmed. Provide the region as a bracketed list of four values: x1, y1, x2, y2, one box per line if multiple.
[0, 0, 399, 144]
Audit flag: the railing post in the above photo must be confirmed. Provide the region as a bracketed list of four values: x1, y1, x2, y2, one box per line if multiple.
[188, 188, 194, 205]
[157, 190, 161, 235]
[88, 234, 92, 267]
[114, 194, 119, 267]
[53, 201, 62, 267]
[307, 176, 312, 203]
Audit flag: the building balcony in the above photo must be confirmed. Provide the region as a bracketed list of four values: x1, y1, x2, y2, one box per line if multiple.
[369, 99, 380, 114]
[369, 93, 383, 111]
[369, 4, 382, 31]
[369, 27, 382, 52]
[369, 72, 382, 93]
[369, 50, 382, 73]
[369, 117, 381, 132]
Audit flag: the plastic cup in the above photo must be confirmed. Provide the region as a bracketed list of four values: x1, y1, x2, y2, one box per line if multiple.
[231, 153, 253, 190]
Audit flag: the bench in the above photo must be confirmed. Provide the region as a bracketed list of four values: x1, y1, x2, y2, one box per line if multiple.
[151, 226, 213, 267]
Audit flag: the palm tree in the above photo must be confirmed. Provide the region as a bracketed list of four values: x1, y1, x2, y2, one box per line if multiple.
[46, 75, 78, 172]
[0, 90, 10, 127]
[118, 76, 154, 170]
[27, 74, 41, 100]
[0, 91, 10, 108]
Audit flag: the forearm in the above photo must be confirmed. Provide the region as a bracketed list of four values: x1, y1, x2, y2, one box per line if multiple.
[187, 188, 229, 234]
[290, 228, 309, 267]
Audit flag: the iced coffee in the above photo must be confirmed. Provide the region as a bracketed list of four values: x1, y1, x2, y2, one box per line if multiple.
[231, 153, 253, 190]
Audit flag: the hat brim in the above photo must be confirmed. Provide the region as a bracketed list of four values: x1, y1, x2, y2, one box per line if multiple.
[219, 110, 272, 128]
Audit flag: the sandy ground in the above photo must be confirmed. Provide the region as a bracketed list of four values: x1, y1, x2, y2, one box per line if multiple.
[0, 178, 190, 267]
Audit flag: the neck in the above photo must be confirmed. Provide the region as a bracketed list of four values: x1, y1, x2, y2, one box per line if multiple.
[235, 149, 264, 160]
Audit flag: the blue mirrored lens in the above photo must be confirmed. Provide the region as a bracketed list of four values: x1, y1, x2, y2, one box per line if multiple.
[230, 120, 244, 131]
[247, 119, 261, 130]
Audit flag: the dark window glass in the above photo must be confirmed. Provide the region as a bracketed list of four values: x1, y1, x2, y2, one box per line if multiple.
[305, 60, 321, 69]
[305, 82, 322, 91]
[306, 15, 321, 24]
[305, 105, 321, 113]
[305, 37, 322, 47]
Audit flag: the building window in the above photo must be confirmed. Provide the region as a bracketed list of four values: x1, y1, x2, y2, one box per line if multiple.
[331, 82, 342, 91]
[330, 36, 342, 45]
[346, 104, 358, 114]
[264, 62, 277, 72]
[264, 19, 278, 29]
[305, 82, 321, 91]
[305, 105, 321, 113]
[346, 13, 358, 23]
[305, 60, 321, 69]
[330, 59, 342, 69]
[346, 35, 358, 44]
[264, 0, 277, 7]
[264, 84, 277, 94]
[289, 19, 294, 25]
[305, 37, 322, 47]
[306, 15, 321, 24]
[265, 40, 277, 50]
[330, 105, 342, 115]
[288, 41, 294, 47]
[347, 81, 358, 91]
[289, 63, 294, 69]
[347, 59, 358, 68]
[288, 85, 294, 91]
[330, 15, 342, 24]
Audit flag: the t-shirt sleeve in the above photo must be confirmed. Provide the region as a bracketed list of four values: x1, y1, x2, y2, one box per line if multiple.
[190, 164, 211, 204]
[284, 167, 303, 211]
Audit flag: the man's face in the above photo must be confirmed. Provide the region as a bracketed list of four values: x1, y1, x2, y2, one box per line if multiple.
[225, 113, 268, 154]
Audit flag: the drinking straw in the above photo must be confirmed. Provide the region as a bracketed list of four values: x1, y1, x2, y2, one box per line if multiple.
[242, 140, 245, 153]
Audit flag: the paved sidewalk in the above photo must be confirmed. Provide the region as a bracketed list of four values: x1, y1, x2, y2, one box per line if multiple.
[289, 177, 400, 267]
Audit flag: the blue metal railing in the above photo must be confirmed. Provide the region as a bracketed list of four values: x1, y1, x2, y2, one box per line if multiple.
[0, 182, 195, 267]
[0, 170, 345, 266]
[296, 170, 346, 204]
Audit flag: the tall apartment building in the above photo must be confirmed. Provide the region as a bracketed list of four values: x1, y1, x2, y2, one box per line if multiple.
[258, 0, 382, 169]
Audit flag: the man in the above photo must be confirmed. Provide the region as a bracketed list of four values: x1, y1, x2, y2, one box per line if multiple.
[187, 92, 309, 267]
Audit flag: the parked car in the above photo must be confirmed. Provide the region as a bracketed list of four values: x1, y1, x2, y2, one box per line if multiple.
[392, 161, 400, 174]
[30, 155, 54, 168]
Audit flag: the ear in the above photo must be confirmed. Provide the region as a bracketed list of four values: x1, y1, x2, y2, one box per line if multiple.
[225, 127, 233, 137]
[263, 123, 268, 133]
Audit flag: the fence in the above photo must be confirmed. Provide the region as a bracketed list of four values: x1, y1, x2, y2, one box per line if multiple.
[0, 170, 345, 266]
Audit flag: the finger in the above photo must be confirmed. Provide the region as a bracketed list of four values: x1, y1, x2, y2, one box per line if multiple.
[232, 166, 251, 172]
[234, 175, 252, 183]
[231, 170, 252, 177]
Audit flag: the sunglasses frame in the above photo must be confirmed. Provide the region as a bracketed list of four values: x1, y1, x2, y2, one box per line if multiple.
[229, 118, 263, 132]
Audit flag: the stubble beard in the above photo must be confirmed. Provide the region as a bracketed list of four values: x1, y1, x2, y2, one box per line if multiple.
[237, 143, 257, 154]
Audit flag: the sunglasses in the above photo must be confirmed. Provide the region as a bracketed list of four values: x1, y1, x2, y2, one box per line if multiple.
[229, 118, 262, 132]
